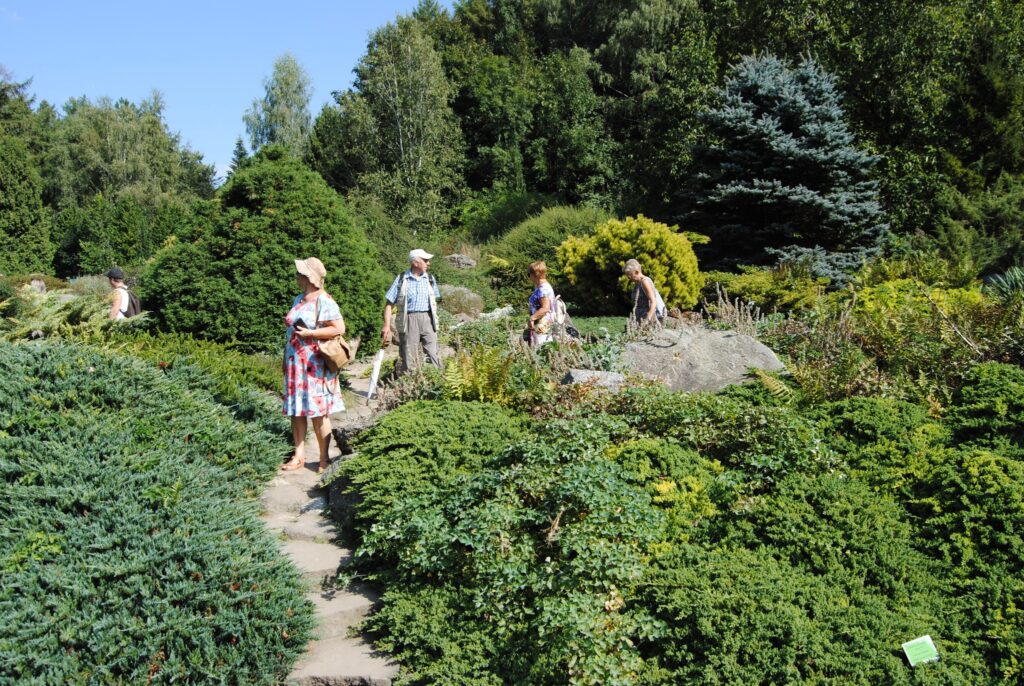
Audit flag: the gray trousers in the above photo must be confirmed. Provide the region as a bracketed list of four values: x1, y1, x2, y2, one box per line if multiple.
[399, 311, 441, 372]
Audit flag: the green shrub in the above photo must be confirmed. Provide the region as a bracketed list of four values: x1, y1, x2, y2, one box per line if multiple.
[458, 188, 557, 242]
[0, 279, 20, 317]
[639, 543, 972, 684]
[558, 215, 703, 314]
[915, 448, 1024, 680]
[356, 417, 665, 686]
[0, 135, 54, 273]
[947, 362, 1024, 458]
[613, 386, 834, 490]
[811, 397, 946, 499]
[107, 331, 287, 436]
[341, 400, 529, 543]
[0, 273, 68, 291]
[704, 264, 828, 312]
[141, 147, 390, 353]
[571, 316, 625, 340]
[0, 342, 312, 684]
[346, 191, 416, 275]
[606, 437, 731, 542]
[850, 278, 992, 395]
[486, 205, 609, 303]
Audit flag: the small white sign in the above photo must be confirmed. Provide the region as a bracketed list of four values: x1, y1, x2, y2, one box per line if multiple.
[902, 635, 939, 667]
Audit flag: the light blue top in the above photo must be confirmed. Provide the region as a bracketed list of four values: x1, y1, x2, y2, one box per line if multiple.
[385, 271, 441, 312]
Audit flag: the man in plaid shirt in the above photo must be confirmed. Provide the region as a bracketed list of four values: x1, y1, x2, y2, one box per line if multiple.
[382, 248, 442, 372]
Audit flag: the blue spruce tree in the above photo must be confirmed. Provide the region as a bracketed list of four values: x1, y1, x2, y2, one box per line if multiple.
[686, 54, 887, 281]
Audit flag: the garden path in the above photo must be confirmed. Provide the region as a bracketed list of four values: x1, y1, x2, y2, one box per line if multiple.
[261, 353, 399, 686]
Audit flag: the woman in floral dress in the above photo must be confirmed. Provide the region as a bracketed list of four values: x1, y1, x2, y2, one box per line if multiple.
[526, 261, 555, 347]
[281, 257, 345, 473]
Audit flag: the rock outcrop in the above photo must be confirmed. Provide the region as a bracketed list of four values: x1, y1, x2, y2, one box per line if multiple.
[621, 325, 784, 393]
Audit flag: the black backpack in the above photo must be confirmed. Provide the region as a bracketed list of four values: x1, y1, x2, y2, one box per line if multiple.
[123, 289, 142, 318]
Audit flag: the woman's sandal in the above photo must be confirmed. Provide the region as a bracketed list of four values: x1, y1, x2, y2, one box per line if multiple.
[317, 459, 330, 475]
[280, 456, 305, 471]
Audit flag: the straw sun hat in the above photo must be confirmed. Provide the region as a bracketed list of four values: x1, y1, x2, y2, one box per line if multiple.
[294, 257, 326, 288]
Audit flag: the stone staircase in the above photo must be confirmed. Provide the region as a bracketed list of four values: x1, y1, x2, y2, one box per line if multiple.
[261, 355, 398, 686]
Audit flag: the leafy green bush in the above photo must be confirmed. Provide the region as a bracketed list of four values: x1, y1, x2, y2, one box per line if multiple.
[107, 331, 287, 436]
[613, 386, 834, 490]
[486, 205, 609, 303]
[946, 362, 1024, 458]
[558, 215, 703, 314]
[811, 396, 946, 499]
[704, 265, 828, 312]
[458, 188, 557, 242]
[848, 278, 999, 397]
[356, 415, 665, 686]
[142, 147, 390, 353]
[0, 342, 312, 684]
[0, 279, 20, 317]
[638, 543, 970, 684]
[571, 316, 625, 340]
[341, 400, 529, 543]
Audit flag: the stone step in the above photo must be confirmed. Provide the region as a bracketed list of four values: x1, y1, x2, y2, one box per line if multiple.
[261, 479, 314, 513]
[265, 511, 336, 543]
[307, 589, 377, 639]
[287, 634, 398, 686]
[281, 539, 351, 582]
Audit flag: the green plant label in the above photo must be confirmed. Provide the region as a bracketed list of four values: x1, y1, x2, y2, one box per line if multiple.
[902, 635, 939, 666]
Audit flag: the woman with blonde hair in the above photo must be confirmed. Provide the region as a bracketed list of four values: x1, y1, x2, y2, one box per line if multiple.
[281, 257, 346, 473]
[623, 259, 666, 327]
[526, 261, 555, 347]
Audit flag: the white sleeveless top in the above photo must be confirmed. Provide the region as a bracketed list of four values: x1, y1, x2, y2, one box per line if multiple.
[114, 287, 129, 320]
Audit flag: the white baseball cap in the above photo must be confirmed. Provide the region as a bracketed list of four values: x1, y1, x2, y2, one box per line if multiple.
[409, 248, 434, 262]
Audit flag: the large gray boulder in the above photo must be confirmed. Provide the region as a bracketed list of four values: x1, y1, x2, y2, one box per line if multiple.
[622, 325, 784, 393]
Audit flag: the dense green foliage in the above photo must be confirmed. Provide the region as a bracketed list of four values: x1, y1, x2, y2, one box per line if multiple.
[340, 374, 1024, 684]
[559, 215, 703, 314]
[141, 148, 389, 352]
[0, 77, 213, 277]
[0, 342, 312, 684]
[686, 54, 887, 277]
[244, 53, 313, 158]
[0, 136, 53, 273]
[487, 205, 608, 303]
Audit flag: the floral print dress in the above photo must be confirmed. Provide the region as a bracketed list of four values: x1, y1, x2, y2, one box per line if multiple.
[282, 293, 345, 417]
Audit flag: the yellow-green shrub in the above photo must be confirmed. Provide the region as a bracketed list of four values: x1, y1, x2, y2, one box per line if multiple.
[705, 265, 828, 312]
[557, 215, 703, 314]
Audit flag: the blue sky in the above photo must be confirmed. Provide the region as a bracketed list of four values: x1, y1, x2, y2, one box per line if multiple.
[1, 0, 452, 180]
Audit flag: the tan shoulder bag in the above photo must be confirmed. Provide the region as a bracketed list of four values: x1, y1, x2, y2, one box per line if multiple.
[315, 295, 354, 373]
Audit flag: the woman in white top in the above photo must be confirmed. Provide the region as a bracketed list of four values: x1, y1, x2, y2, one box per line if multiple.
[106, 267, 130, 320]
[527, 261, 555, 347]
[623, 259, 666, 328]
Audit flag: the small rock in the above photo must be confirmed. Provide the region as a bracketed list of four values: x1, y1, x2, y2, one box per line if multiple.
[30, 278, 46, 294]
[445, 253, 477, 269]
[562, 369, 626, 391]
[479, 305, 515, 320]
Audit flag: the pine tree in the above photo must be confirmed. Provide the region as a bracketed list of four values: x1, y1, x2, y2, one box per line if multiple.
[228, 136, 249, 176]
[686, 54, 887, 280]
[0, 136, 53, 273]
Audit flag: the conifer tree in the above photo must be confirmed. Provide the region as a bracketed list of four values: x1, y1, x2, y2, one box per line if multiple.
[228, 136, 249, 176]
[686, 54, 887, 279]
[0, 136, 53, 273]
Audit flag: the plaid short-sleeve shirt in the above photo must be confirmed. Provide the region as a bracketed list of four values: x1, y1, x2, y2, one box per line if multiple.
[385, 271, 441, 312]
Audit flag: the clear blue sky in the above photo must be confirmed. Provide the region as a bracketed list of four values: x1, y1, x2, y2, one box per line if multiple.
[1, 0, 452, 180]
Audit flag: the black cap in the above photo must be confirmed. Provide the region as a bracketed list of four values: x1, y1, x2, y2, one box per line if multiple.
[106, 267, 125, 280]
